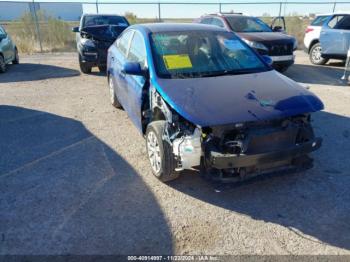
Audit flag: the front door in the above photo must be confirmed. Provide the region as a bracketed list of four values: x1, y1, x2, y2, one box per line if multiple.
[123, 31, 147, 132]
[320, 15, 350, 57]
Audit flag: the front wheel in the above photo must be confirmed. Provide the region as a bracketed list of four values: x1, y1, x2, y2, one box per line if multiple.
[309, 43, 329, 65]
[0, 55, 6, 73]
[79, 55, 92, 74]
[146, 121, 180, 182]
[12, 48, 19, 64]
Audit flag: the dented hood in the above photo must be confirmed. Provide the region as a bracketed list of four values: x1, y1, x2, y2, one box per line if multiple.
[155, 70, 324, 127]
[237, 32, 295, 43]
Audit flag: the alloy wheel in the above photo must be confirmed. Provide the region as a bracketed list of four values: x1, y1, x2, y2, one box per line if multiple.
[311, 46, 322, 63]
[146, 130, 162, 173]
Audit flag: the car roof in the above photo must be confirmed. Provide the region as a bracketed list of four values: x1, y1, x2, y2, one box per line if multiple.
[316, 11, 350, 16]
[203, 13, 249, 18]
[134, 23, 227, 33]
[82, 14, 124, 17]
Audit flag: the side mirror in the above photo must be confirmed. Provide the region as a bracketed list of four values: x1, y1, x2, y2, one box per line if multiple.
[122, 62, 146, 77]
[261, 55, 273, 66]
[72, 27, 79, 33]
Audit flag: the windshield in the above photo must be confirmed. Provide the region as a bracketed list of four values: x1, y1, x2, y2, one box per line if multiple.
[82, 15, 129, 28]
[226, 16, 272, 32]
[150, 31, 269, 79]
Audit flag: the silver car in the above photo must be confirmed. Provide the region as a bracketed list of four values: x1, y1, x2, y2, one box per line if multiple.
[320, 13, 350, 62]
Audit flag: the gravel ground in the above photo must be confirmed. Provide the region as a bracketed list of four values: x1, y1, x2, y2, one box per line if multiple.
[0, 51, 350, 255]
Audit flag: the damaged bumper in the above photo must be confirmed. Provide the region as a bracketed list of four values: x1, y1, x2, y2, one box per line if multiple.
[209, 137, 322, 169]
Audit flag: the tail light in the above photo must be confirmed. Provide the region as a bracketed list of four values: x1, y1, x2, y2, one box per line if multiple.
[305, 27, 314, 34]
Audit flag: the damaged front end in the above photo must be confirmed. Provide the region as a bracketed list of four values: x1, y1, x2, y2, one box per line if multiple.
[202, 115, 322, 182]
[150, 90, 321, 182]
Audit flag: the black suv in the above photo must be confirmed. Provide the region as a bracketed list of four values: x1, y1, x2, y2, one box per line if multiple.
[72, 14, 129, 74]
[195, 13, 298, 72]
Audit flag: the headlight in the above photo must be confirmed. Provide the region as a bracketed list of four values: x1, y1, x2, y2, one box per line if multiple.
[243, 39, 268, 51]
[81, 38, 95, 48]
[293, 39, 298, 50]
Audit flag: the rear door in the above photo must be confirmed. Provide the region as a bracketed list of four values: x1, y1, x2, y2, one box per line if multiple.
[320, 14, 350, 57]
[110, 29, 134, 108]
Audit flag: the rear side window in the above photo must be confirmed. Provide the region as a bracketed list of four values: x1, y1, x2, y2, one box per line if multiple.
[117, 30, 134, 56]
[311, 16, 330, 26]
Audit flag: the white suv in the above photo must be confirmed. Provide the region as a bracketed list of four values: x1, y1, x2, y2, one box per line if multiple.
[304, 14, 332, 65]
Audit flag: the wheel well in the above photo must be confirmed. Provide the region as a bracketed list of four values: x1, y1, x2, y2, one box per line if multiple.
[141, 95, 166, 134]
[308, 39, 319, 53]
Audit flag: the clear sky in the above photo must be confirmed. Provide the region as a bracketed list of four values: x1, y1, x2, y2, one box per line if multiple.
[1, 0, 350, 18]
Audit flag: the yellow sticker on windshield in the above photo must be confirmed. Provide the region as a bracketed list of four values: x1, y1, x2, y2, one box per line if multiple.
[163, 54, 192, 70]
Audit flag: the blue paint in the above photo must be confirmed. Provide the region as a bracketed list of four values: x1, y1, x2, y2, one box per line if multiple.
[107, 24, 324, 131]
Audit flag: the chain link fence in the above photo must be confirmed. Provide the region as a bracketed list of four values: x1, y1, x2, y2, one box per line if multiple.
[1, 1, 350, 53]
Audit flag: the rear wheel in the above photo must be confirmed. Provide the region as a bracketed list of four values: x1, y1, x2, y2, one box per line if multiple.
[108, 76, 122, 108]
[309, 43, 328, 65]
[0, 55, 6, 73]
[146, 121, 180, 182]
[79, 54, 92, 74]
[12, 48, 19, 64]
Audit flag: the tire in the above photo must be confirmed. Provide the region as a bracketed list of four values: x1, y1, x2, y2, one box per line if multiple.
[108, 76, 122, 108]
[0, 55, 6, 73]
[309, 43, 329, 65]
[98, 65, 106, 72]
[12, 48, 19, 64]
[79, 54, 91, 74]
[146, 121, 180, 182]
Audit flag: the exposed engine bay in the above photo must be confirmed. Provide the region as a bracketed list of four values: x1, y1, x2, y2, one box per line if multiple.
[148, 87, 322, 182]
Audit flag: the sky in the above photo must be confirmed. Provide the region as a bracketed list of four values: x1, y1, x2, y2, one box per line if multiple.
[1, 0, 350, 18]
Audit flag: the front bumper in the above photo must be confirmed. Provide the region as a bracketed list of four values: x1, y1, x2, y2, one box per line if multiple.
[271, 55, 294, 69]
[209, 137, 322, 169]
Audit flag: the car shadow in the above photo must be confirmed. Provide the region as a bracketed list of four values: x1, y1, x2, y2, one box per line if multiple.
[0, 63, 80, 83]
[285, 63, 348, 86]
[0, 105, 172, 254]
[169, 110, 350, 251]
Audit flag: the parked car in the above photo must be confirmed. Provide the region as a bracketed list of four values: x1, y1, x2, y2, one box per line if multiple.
[107, 23, 323, 183]
[319, 13, 350, 63]
[195, 13, 298, 72]
[72, 14, 129, 74]
[304, 13, 334, 65]
[0, 25, 19, 73]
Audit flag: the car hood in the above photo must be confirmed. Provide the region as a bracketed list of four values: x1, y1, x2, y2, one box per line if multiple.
[81, 25, 127, 42]
[154, 70, 324, 127]
[237, 32, 295, 43]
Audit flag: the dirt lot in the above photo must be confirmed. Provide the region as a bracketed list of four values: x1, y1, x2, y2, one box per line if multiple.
[1, 51, 350, 255]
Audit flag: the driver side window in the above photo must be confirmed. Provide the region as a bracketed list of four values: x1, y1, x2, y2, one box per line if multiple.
[327, 15, 350, 30]
[128, 32, 147, 69]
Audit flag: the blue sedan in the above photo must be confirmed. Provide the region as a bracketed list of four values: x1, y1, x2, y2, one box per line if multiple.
[107, 23, 323, 183]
